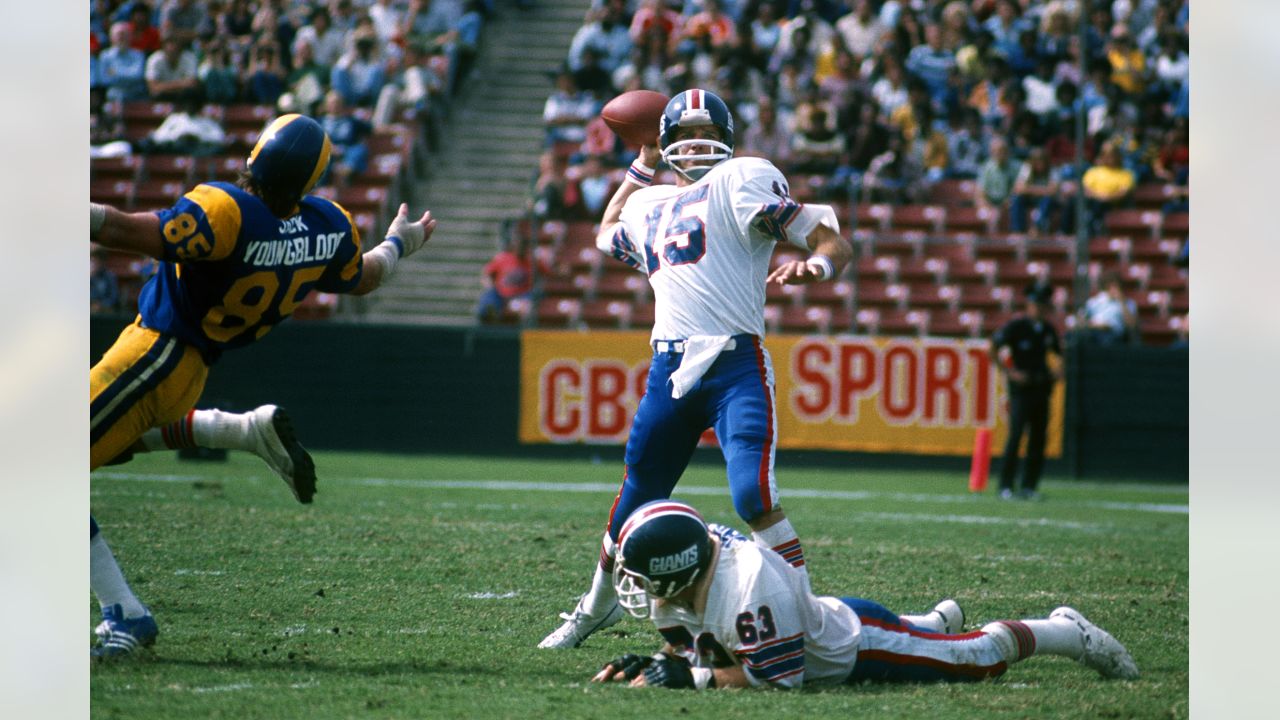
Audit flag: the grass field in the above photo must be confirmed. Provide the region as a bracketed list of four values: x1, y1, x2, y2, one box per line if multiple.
[89, 451, 1188, 719]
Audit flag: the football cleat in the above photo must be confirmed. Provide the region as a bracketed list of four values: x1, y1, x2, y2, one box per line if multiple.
[91, 604, 158, 658]
[1049, 606, 1140, 680]
[537, 596, 624, 649]
[999, 488, 1015, 500]
[248, 405, 316, 504]
[932, 598, 966, 634]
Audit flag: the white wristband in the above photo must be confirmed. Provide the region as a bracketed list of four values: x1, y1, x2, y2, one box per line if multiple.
[691, 667, 714, 690]
[806, 254, 835, 281]
[625, 159, 656, 187]
[91, 202, 107, 236]
[364, 239, 401, 280]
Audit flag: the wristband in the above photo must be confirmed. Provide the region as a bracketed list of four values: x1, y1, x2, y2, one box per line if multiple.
[386, 235, 405, 259]
[691, 667, 715, 690]
[364, 239, 402, 279]
[625, 159, 656, 187]
[91, 203, 107, 236]
[806, 254, 835, 281]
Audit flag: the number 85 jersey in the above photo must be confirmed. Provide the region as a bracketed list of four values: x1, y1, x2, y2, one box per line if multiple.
[601, 157, 821, 341]
[139, 181, 362, 362]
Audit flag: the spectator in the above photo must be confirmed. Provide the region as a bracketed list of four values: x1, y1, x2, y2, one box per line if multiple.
[739, 94, 792, 165]
[319, 90, 372, 187]
[99, 21, 149, 103]
[944, 106, 987, 179]
[530, 151, 570, 220]
[773, 0, 835, 72]
[1153, 30, 1188, 99]
[330, 27, 388, 108]
[543, 68, 596, 147]
[905, 22, 956, 103]
[870, 57, 909, 118]
[835, 0, 885, 60]
[975, 135, 1020, 214]
[1009, 147, 1061, 235]
[90, 249, 121, 315]
[790, 105, 844, 175]
[220, 0, 257, 53]
[863, 130, 925, 203]
[1081, 139, 1135, 236]
[128, 3, 162, 54]
[404, 0, 467, 93]
[572, 155, 615, 218]
[819, 48, 862, 114]
[294, 7, 347, 69]
[567, 0, 634, 74]
[199, 39, 240, 104]
[252, 0, 297, 71]
[476, 230, 549, 323]
[1150, 119, 1189, 185]
[845, 99, 889, 180]
[368, 0, 406, 44]
[612, 38, 667, 94]
[630, 0, 680, 49]
[145, 37, 201, 103]
[245, 41, 287, 105]
[1078, 272, 1137, 346]
[746, 1, 784, 72]
[956, 29, 995, 83]
[682, 0, 736, 51]
[160, 0, 203, 47]
[1106, 26, 1146, 96]
[1022, 56, 1060, 118]
[1037, 0, 1073, 62]
[573, 47, 616, 100]
[967, 55, 1013, 127]
[280, 39, 327, 114]
[990, 282, 1062, 501]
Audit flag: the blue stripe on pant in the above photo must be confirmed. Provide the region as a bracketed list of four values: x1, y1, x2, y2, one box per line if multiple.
[606, 334, 777, 541]
[842, 597, 1009, 684]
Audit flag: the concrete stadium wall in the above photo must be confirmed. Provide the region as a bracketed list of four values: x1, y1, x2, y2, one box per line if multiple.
[90, 317, 1188, 482]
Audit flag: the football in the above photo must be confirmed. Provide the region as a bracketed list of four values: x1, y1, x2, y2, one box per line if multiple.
[601, 90, 669, 147]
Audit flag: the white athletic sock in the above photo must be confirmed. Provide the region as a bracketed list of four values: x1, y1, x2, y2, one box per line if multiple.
[90, 528, 148, 619]
[752, 517, 809, 582]
[1023, 617, 1086, 659]
[139, 409, 255, 451]
[138, 410, 198, 451]
[901, 610, 946, 632]
[580, 533, 618, 617]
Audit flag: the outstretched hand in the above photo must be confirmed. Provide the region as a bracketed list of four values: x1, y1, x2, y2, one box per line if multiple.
[767, 259, 827, 286]
[384, 203, 436, 258]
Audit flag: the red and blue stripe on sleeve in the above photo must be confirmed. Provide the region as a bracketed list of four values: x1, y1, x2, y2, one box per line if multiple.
[737, 632, 805, 684]
[609, 224, 643, 271]
[754, 200, 804, 243]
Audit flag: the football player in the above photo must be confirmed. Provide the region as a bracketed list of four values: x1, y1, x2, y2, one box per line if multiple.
[539, 89, 853, 648]
[88, 114, 435, 657]
[592, 500, 1139, 689]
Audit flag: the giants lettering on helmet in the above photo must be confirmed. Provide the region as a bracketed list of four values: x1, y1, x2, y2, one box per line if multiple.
[788, 338, 994, 428]
[649, 544, 700, 575]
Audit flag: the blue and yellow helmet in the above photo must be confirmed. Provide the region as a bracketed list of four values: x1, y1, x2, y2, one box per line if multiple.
[246, 114, 332, 201]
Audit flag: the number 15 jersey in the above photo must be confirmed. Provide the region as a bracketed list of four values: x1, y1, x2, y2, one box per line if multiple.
[601, 157, 820, 341]
[139, 181, 363, 363]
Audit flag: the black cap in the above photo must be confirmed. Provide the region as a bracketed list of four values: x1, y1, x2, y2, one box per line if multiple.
[1024, 282, 1052, 305]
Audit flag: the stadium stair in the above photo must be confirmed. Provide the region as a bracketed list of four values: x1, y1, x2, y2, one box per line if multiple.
[357, 0, 591, 326]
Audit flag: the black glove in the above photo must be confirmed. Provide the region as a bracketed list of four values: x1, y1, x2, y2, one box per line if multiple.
[604, 653, 653, 680]
[643, 653, 696, 689]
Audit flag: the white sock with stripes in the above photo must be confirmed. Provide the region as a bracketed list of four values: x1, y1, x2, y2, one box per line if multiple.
[752, 517, 809, 582]
[1022, 617, 1086, 659]
[90, 526, 148, 619]
[580, 532, 618, 617]
[141, 409, 255, 452]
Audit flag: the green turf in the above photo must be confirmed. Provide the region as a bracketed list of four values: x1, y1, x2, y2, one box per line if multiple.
[90, 452, 1188, 719]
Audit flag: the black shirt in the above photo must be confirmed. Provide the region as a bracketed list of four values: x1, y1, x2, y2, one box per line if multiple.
[993, 316, 1061, 389]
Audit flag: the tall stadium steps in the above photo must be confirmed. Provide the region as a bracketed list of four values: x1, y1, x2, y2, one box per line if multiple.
[357, 0, 589, 327]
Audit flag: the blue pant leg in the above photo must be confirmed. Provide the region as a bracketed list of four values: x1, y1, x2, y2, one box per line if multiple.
[606, 352, 708, 541]
[709, 338, 778, 523]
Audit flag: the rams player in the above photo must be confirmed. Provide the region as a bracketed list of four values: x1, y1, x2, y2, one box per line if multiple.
[88, 114, 434, 657]
[540, 89, 853, 648]
[593, 500, 1138, 690]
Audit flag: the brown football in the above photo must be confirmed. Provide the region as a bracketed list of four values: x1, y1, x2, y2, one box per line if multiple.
[600, 90, 669, 147]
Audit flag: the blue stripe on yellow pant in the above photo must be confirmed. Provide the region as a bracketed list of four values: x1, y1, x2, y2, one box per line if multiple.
[90, 319, 209, 470]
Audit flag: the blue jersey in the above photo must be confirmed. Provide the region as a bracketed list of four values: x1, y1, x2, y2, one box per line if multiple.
[138, 182, 363, 362]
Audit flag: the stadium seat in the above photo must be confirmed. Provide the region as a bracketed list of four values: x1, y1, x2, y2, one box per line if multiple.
[594, 271, 649, 302]
[853, 308, 880, 335]
[958, 284, 1013, 312]
[766, 280, 805, 306]
[877, 308, 929, 336]
[222, 104, 274, 134]
[1025, 236, 1074, 263]
[973, 235, 1023, 262]
[1170, 289, 1188, 315]
[91, 155, 142, 183]
[1139, 315, 1184, 346]
[580, 299, 633, 329]
[631, 302, 655, 326]
[898, 256, 947, 284]
[853, 202, 892, 231]
[911, 283, 959, 310]
[1162, 211, 1189, 237]
[132, 180, 186, 211]
[996, 261, 1039, 288]
[563, 221, 600, 253]
[873, 230, 927, 257]
[778, 305, 832, 334]
[535, 297, 581, 328]
[855, 254, 899, 283]
[981, 310, 1016, 335]
[121, 101, 173, 141]
[336, 186, 389, 225]
[292, 291, 338, 320]
[1139, 290, 1172, 318]
[1132, 183, 1184, 210]
[540, 271, 590, 299]
[142, 155, 196, 184]
[1147, 264, 1188, 292]
[928, 178, 976, 208]
[1089, 236, 1131, 265]
[806, 279, 854, 310]
[855, 280, 909, 309]
[923, 238, 973, 264]
[1105, 208, 1162, 240]
[892, 204, 946, 234]
[929, 309, 983, 338]
[943, 205, 999, 234]
[90, 179, 134, 208]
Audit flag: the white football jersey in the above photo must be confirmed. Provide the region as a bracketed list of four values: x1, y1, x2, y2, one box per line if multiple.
[650, 524, 862, 689]
[599, 157, 819, 341]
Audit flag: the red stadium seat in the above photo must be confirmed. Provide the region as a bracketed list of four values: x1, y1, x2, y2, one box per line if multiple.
[929, 309, 983, 338]
[1105, 208, 1161, 240]
[981, 311, 1016, 335]
[535, 298, 581, 328]
[853, 202, 892, 231]
[958, 284, 1012, 312]
[928, 179, 976, 208]
[1138, 290, 1171, 318]
[580, 299, 633, 329]
[1026, 236, 1074, 263]
[806, 279, 854, 310]
[91, 156, 142, 183]
[873, 230, 927, 257]
[892, 204, 946, 233]
[944, 205, 999, 234]
[855, 280, 909, 309]
[540, 271, 591, 299]
[877, 309, 930, 337]
[594, 271, 650, 302]
[1139, 315, 1184, 346]
[778, 305, 832, 334]
[1170, 289, 1188, 315]
[1147, 264, 1188, 292]
[222, 104, 275, 133]
[292, 292, 338, 320]
[1088, 236, 1131, 265]
[132, 180, 185, 211]
[91, 179, 134, 208]
[1162, 212, 1189, 238]
[855, 254, 899, 283]
[923, 238, 973, 264]
[973, 235, 1023, 262]
[143, 155, 196, 184]
[911, 283, 959, 310]
[1132, 183, 1183, 210]
[766, 280, 805, 306]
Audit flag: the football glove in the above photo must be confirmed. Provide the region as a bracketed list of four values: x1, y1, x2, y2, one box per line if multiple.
[603, 653, 653, 681]
[642, 653, 696, 690]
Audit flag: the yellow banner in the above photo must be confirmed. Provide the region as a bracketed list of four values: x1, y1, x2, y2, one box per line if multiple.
[519, 330, 1063, 457]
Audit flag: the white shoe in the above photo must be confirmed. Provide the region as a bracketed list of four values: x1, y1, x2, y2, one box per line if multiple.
[1049, 606, 1139, 680]
[537, 596, 623, 649]
[248, 405, 316, 504]
[932, 598, 966, 634]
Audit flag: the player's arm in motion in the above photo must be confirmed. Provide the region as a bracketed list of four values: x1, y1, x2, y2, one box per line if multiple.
[765, 213, 853, 286]
[89, 201, 435, 296]
[594, 143, 663, 252]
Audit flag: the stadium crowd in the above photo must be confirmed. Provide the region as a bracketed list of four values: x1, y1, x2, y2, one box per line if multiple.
[532, 0, 1188, 227]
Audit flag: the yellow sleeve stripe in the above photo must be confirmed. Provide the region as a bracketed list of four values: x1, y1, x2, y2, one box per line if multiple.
[335, 202, 363, 282]
[184, 184, 242, 261]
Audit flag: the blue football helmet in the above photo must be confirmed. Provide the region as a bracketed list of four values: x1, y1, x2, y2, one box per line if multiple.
[659, 89, 735, 182]
[613, 500, 713, 619]
[246, 114, 332, 203]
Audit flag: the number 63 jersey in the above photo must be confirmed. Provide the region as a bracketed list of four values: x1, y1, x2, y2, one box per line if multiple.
[139, 181, 363, 362]
[651, 524, 862, 689]
[602, 157, 820, 341]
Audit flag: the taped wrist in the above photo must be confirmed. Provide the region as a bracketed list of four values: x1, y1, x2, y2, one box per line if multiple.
[364, 238, 402, 279]
[691, 667, 715, 690]
[625, 159, 655, 187]
[806, 254, 835, 280]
